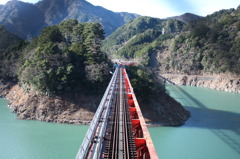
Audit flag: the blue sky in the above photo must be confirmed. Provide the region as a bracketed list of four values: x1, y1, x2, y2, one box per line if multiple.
[1, 0, 239, 18]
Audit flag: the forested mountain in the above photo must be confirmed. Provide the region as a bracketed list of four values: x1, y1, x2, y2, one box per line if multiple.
[0, 21, 189, 125]
[0, 0, 139, 39]
[103, 6, 240, 75]
[0, 20, 167, 102]
[0, 25, 25, 79]
[168, 13, 202, 23]
[0, 1, 44, 39]
[0, 25, 22, 56]
[0, 20, 110, 95]
[102, 16, 185, 65]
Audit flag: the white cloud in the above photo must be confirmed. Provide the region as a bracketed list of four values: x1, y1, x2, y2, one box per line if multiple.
[0, 0, 40, 5]
[86, 0, 178, 18]
[1, 0, 239, 18]
[193, 0, 239, 16]
[0, 0, 10, 4]
[87, 0, 239, 18]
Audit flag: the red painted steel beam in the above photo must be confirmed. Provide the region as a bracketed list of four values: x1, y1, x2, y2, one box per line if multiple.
[123, 68, 159, 159]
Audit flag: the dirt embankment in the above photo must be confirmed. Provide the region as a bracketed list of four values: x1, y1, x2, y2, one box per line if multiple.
[0, 82, 190, 126]
[142, 94, 190, 126]
[160, 73, 240, 93]
[0, 83, 97, 124]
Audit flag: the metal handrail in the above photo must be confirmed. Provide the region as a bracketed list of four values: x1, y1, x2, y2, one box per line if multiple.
[75, 67, 119, 159]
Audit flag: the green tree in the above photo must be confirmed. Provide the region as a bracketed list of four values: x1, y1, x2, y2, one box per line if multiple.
[59, 19, 78, 41]
[38, 25, 63, 45]
[17, 20, 109, 94]
[83, 23, 105, 64]
[190, 24, 210, 38]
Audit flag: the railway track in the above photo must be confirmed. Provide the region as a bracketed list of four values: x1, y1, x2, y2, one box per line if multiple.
[76, 66, 158, 159]
[103, 67, 137, 159]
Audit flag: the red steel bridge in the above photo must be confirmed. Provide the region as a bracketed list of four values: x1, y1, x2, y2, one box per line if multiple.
[75, 66, 158, 159]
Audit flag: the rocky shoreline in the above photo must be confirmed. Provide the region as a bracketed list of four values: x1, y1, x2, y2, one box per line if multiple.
[160, 73, 240, 93]
[0, 82, 190, 127]
[0, 83, 96, 125]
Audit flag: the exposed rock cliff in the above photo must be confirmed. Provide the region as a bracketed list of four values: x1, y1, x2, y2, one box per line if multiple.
[160, 73, 240, 93]
[0, 83, 97, 124]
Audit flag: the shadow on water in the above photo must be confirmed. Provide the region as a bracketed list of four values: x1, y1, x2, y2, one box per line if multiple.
[184, 107, 240, 131]
[167, 84, 240, 154]
[170, 85, 207, 109]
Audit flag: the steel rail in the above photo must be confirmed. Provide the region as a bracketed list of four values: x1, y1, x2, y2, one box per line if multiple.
[75, 67, 119, 159]
[111, 70, 120, 158]
[122, 69, 137, 159]
[103, 68, 137, 159]
[102, 70, 120, 158]
[76, 66, 157, 159]
[123, 68, 159, 159]
[118, 67, 124, 158]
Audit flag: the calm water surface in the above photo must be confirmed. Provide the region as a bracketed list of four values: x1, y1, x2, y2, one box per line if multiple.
[149, 85, 240, 159]
[1, 85, 240, 158]
[0, 99, 88, 159]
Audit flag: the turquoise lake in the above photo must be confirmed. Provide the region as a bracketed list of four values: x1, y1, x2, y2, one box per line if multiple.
[1, 85, 240, 158]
